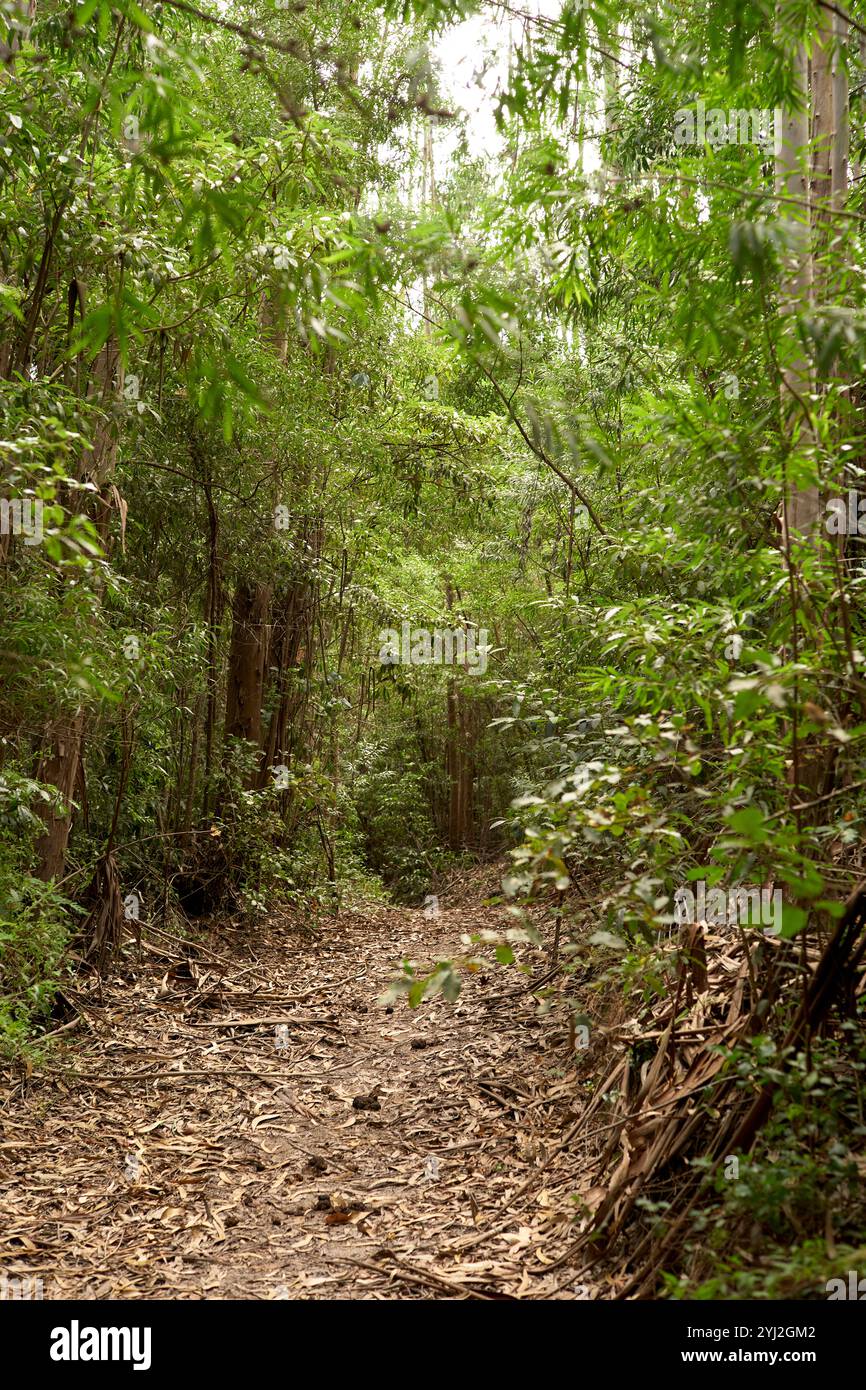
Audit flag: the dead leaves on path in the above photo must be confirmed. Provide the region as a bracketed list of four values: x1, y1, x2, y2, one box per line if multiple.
[0, 895, 591, 1300]
[8, 875, 845, 1301]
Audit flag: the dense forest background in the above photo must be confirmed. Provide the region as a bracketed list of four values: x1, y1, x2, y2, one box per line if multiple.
[3, 0, 866, 1299]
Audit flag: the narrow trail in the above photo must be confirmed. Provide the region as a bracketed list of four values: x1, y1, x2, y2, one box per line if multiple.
[1, 884, 588, 1300]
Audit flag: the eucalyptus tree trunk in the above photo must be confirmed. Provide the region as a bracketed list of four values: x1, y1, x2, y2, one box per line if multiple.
[775, 37, 817, 549]
[830, 14, 850, 213]
[775, 13, 849, 803]
[422, 116, 437, 337]
[812, 10, 849, 282]
[35, 712, 84, 881]
[224, 579, 271, 775]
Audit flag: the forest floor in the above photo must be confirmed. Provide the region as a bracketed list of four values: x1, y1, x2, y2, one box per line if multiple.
[0, 872, 594, 1300]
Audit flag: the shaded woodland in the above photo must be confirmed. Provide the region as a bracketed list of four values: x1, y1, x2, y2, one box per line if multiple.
[2, 0, 866, 1303]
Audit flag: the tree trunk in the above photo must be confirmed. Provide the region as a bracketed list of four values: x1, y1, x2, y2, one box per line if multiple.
[34, 711, 84, 881]
[224, 579, 270, 767]
[776, 38, 817, 547]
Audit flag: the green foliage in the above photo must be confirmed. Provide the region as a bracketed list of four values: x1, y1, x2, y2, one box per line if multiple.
[353, 746, 450, 902]
[663, 1027, 866, 1299]
[0, 771, 75, 1057]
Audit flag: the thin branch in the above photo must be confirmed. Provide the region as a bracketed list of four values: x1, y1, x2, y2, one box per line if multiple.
[151, 0, 306, 58]
[383, 286, 607, 534]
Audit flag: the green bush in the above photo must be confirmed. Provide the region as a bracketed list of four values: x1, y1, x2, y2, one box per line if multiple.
[663, 1028, 866, 1299]
[354, 751, 450, 902]
[0, 771, 75, 1056]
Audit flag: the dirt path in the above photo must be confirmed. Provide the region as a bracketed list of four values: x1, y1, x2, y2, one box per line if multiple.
[0, 888, 587, 1300]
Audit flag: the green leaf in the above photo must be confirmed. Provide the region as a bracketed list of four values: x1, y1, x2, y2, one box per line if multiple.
[779, 905, 808, 939]
[727, 806, 768, 844]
